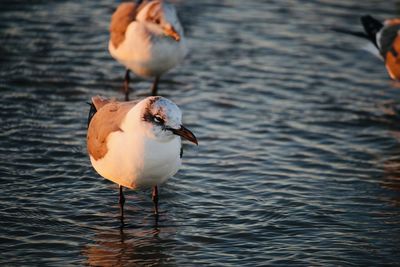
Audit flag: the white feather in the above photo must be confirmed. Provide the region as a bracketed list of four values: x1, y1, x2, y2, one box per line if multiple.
[361, 42, 383, 60]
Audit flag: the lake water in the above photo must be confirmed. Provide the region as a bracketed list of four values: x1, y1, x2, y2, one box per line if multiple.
[1, 0, 400, 265]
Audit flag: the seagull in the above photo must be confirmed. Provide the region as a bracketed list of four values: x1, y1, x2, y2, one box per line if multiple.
[333, 15, 400, 80]
[109, 0, 188, 100]
[360, 15, 400, 80]
[87, 95, 197, 220]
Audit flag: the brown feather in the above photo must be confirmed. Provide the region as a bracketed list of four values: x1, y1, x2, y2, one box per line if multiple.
[385, 18, 400, 27]
[91, 95, 111, 111]
[385, 34, 400, 80]
[109, 2, 139, 48]
[87, 100, 137, 160]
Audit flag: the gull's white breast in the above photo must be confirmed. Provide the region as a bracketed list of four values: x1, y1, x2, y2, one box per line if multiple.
[108, 22, 188, 78]
[90, 128, 182, 189]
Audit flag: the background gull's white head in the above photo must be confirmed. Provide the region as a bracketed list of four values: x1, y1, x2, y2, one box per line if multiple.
[136, 0, 182, 42]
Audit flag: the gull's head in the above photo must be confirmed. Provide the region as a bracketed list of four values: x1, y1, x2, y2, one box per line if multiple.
[140, 96, 197, 144]
[138, 0, 182, 42]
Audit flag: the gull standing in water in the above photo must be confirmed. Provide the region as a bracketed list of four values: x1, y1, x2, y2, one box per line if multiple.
[334, 15, 400, 80]
[359, 15, 400, 80]
[109, 0, 188, 100]
[87, 96, 197, 221]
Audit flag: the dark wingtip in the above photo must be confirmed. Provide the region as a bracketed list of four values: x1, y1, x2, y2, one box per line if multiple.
[331, 27, 368, 39]
[87, 101, 97, 129]
[360, 15, 383, 47]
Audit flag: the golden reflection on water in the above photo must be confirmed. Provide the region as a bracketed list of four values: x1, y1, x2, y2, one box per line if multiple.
[83, 220, 177, 266]
[380, 124, 400, 207]
[382, 155, 400, 205]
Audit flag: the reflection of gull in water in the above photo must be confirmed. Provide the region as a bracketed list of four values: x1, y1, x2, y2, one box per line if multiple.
[376, 102, 400, 206]
[83, 222, 177, 266]
[382, 156, 400, 205]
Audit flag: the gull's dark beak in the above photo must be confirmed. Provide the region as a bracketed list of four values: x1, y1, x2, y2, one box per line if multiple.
[171, 125, 198, 145]
[164, 25, 180, 42]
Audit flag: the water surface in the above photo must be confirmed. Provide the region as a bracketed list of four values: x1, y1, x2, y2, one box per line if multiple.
[1, 0, 400, 265]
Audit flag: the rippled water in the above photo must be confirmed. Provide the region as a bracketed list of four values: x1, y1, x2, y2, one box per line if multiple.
[1, 0, 400, 265]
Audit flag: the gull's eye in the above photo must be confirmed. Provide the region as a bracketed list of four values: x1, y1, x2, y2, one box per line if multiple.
[153, 115, 164, 124]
